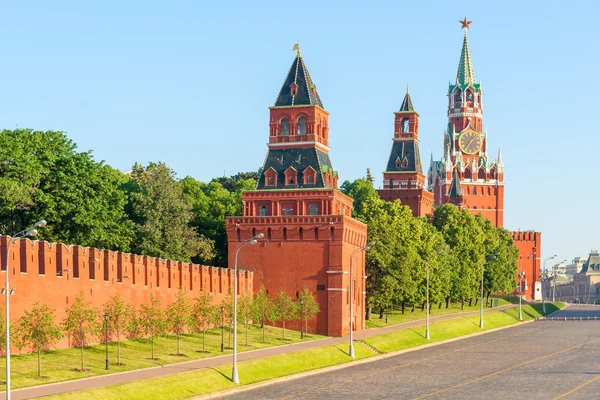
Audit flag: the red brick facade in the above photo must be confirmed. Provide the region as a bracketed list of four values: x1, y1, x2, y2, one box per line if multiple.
[511, 231, 542, 300]
[1, 236, 252, 350]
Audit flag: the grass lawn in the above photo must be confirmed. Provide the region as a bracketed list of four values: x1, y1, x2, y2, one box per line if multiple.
[41, 302, 565, 400]
[0, 323, 322, 391]
[365, 295, 514, 328]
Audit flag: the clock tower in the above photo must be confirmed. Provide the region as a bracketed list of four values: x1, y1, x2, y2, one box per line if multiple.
[428, 18, 505, 227]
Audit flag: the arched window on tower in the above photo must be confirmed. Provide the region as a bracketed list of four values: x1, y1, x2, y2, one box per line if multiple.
[464, 167, 472, 180]
[454, 89, 462, 104]
[402, 118, 410, 133]
[478, 168, 486, 181]
[472, 187, 477, 195]
[297, 117, 307, 135]
[466, 89, 474, 104]
[280, 118, 289, 136]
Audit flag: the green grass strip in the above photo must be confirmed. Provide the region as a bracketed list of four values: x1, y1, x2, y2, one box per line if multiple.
[41, 302, 564, 400]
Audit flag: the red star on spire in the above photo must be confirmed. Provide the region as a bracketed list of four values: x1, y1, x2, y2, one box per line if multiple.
[459, 17, 472, 30]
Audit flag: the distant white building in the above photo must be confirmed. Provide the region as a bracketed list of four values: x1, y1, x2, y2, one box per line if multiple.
[565, 256, 587, 277]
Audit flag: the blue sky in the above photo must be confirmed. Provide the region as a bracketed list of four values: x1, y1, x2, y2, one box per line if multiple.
[2, 1, 598, 268]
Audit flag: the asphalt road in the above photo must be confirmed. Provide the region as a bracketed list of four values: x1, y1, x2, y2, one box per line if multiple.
[224, 306, 600, 400]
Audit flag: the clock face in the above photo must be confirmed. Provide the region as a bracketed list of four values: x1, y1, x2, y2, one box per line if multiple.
[458, 130, 483, 155]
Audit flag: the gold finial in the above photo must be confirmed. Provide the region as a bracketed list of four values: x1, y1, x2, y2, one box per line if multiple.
[292, 43, 301, 57]
[459, 17, 472, 31]
[406, 84, 410, 95]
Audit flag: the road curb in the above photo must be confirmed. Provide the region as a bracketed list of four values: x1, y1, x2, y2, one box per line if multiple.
[193, 318, 535, 399]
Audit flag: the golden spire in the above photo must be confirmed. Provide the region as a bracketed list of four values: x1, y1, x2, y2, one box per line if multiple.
[292, 43, 301, 57]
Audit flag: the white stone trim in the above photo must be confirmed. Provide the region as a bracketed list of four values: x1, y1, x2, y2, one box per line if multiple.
[326, 270, 347, 274]
[327, 288, 347, 292]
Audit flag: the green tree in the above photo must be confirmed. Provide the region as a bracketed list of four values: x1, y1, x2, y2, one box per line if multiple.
[124, 162, 214, 262]
[432, 205, 486, 308]
[166, 290, 191, 356]
[237, 293, 254, 346]
[0, 129, 75, 234]
[62, 291, 97, 371]
[34, 152, 134, 251]
[16, 302, 63, 377]
[251, 285, 272, 343]
[139, 294, 165, 360]
[191, 289, 217, 353]
[103, 295, 133, 365]
[271, 291, 298, 340]
[296, 288, 320, 338]
[219, 291, 234, 349]
[182, 173, 256, 267]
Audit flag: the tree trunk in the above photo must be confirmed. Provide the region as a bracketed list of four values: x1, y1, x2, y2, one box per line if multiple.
[469, 298, 473, 307]
[282, 318, 286, 339]
[429, 303, 433, 312]
[80, 343, 84, 371]
[421, 301, 426, 311]
[117, 336, 121, 365]
[202, 329, 206, 352]
[379, 308, 385, 319]
[365, 306, 372, 321]
[262, 313, 266, 343]
[228, 322, 232, 349]
[411, 304, 415, 313]
[438, 302, 442, 309]
[245, 322, 249, 346]
[401, 301, 406, 315]
[38, 349, 41, 377]
[446, 297, 451, 308]
[486, 291, 491, 307]
[177, 332, 181, 355]
[461, 298, 465, 310]
[474, 298, 478, 306]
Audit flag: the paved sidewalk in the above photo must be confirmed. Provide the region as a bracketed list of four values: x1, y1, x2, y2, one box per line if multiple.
[1, 304, 516, 400]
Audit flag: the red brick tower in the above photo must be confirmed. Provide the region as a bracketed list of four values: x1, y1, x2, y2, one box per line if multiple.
[428, 18, 505, 227]
[226, 47, 368, 337]
[377, 89, 434, 217]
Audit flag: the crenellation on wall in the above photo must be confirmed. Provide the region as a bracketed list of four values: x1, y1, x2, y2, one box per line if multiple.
[0, 235, 253, 350]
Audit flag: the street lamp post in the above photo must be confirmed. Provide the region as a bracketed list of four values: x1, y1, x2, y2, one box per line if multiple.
[299, 299, 304, 339]
[426, 246, 448, 340]
[232, 232, 263, 384]
[220, 306, 225, 352]
[349, 241, 375, 358]
[480, 259, 485, 328]
[518, 270, 526, 321]
[3, 220, 47, 400]
[542, 255, 557, 314]
[104, 312, 109, 370]
[552, 260, 567, 302]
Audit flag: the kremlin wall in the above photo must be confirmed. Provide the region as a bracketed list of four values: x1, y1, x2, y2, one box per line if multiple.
[0, 235, 252, 349]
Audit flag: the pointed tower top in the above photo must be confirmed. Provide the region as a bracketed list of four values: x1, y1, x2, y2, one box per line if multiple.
[448, 169, 464, 198]
[398, 89, 415, 112]
[456, 20, 476, 87]
[497, 147, 503, 166]
[273, 50, 324, 108]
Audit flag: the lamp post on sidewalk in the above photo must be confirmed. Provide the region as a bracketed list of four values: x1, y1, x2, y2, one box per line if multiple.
[3, 220, 47, 400]
[552, 259, 567, 302]
[349, 241, 375, 358]
[542, 254, 557, 314]
[104, 312, 109, 370]
[220, 305, 225, 352]
[231, 232, 263, 384]
[426, 246, 448, 340]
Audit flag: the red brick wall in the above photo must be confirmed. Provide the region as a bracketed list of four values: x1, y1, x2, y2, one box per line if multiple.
[227, 214, 368, 337]
[510, 231, 542, 300]
[378, 188, 434, 217]
[1, 236, 252, 350]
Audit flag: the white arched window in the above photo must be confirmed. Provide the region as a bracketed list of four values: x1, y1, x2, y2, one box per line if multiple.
[402, 118, 409, 133]
[297, 117, 307, 135]
[280, 118, 289, 135]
